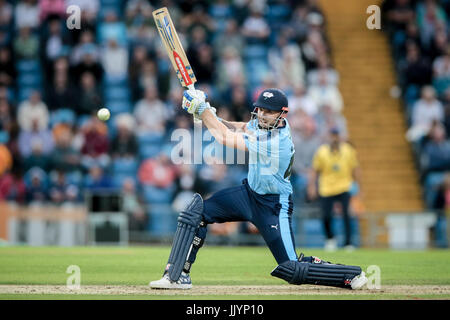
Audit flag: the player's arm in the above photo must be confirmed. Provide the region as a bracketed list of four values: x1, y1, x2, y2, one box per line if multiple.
[201, 109, 248, 151]
[220, 119, 248, 132]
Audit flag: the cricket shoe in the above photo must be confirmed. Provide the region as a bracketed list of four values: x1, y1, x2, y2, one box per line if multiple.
[350, 271, 368, 290]
[149, 271, 192, 290]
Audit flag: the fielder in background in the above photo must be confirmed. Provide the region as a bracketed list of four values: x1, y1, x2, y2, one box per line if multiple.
[150, 88, 368, 290]
[308, 128, 363, 251]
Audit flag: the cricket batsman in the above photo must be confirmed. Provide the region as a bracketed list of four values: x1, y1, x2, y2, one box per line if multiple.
[150, 88, 368, 290]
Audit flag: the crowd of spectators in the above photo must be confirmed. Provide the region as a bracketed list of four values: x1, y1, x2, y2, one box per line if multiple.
[0, 0, 350, 235]
[382, 0, 450, 214]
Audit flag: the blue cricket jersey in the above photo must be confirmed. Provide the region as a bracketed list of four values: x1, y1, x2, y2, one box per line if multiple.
[243, 119, 295, 195]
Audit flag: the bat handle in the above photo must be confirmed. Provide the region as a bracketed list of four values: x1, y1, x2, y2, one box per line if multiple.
[188, 84, 202, 124]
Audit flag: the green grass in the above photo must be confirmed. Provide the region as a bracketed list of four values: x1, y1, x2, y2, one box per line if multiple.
[0, 246, 449, 299]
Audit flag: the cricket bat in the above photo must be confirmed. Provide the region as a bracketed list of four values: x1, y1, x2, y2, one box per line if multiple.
[152, 7, 201, 123]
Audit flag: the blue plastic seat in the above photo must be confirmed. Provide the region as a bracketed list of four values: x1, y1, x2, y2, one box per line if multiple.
[106, 101, 132, 115]
[16, 59, 40, 73]
[139, 144, 161, 159]
[65, 171, 83, 187]
[17, 87, 40, 102]
[104, 87, 130, 101]
[112, 158, 138, 175]
[142, 184, 174, 204]
[244, 44, 268, 61]
[24, 167, 49, 189]
[147, 204, 177, 236]
[50, 108, 76, 127]
[112, 173, 137, 189]
[18, 73, 42, 87]
[103, 74, 128, 87]
[137, 132, 164, 145]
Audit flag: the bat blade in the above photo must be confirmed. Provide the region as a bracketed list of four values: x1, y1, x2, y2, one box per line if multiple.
[152, 7, 197, 88]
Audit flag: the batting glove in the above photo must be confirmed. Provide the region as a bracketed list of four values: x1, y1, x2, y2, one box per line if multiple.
[182, 89, 208, 116]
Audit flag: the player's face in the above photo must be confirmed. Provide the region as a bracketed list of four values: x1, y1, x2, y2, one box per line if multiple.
[257, 108, 282, 129]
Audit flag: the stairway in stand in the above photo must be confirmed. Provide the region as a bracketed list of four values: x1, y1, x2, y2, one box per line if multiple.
[318, 0, 424, 244]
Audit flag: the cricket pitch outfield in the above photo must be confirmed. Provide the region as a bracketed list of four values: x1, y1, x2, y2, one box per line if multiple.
[0, 246, 449, 300]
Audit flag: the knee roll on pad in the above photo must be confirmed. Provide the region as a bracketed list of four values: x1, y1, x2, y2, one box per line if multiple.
[167, 193, 204, 281]
[271, 260, 362, 289]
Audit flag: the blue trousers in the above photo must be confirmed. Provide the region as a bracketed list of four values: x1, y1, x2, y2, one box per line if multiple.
[188, 179, 297, 267]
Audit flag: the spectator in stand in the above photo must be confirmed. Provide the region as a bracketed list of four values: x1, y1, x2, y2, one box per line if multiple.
[101, 38, 128, 79]
[407, 85, 444, 142]
[0, 163, 26, 203]
[42, 18, 69, 65]
[97, 10, 127, 46]
[306, 10, 326, 33]
[45, 72, 76, 111]
[13, 26, 39, 59]
[70, 30, 99, 66]
[49, 55, 70, 84]
[288, 83, 319, 117]
[301, 30, 328, 71]
[84, 165, 113, 190]
[421, 123, 450, 173]
[71, 44, 103, 84]
[400, 41, 433, 89]
[308, 71, 344, 113]
[275, 43, 305, 90]
[241, 3, 270, 43]
[110, 113, 138, 159]
[65, 0, 99, 27]
[39, 0, 66, 23]
[432, 44, 450, 96]
[138, 152, 177, 189]
[384, 0, 415, 32]
[229, 86, 251, 122]
[18, 118, 54, 157]
[25, 167, 48, 204]
[195, 156, 234, 196]
[0, 98, 14, 133]
[17, 91, 49, 132]
[192, 44, 215, 84]
[216, 46, 246, 93]
[125, 0, 159, 50]
[128, 45, 148, 101]
[427, 26, 448, 61]
[0, 47, 16, 87]
[315, 104, 348, 142]
[80, 117, 110, 169]
[121, 178, 147, 231]
[49, 125, 80, 173]
[137, 58, 158, 99]
[290, 110, 321, 203]
[289, 5, 310, 43]
[0, 143, 12, 176]
[49, 170, 80, 204]
[76, 71, 102, 116]
[433, 172, 450, 215]
[22, 140, 50, 171]
[307, 53, 339, 87]
[212, 19, 244, 58]
[416, 0, 447, 51]
[0, 0, 13, 29]
[443, 88, 450, 135]
[14, 0, 39, 29]
[134, 85, 167, 135]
